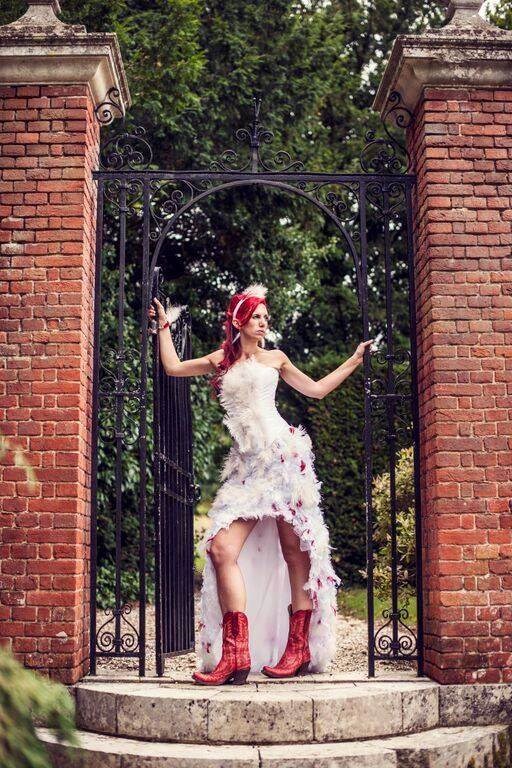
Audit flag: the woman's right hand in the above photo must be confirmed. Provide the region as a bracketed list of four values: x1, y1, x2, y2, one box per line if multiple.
[148, 297, 167, 324]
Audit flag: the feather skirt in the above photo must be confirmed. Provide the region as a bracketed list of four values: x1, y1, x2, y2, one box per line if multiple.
[197, 423, 341, 673]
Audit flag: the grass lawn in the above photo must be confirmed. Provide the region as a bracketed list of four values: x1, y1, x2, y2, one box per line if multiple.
[338, 586, 417, 625]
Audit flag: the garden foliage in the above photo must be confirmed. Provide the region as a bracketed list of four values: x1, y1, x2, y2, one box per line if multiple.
[372, 445, 416, 602]
[3, 0, 494, 601]
[0, 646, 77, 768]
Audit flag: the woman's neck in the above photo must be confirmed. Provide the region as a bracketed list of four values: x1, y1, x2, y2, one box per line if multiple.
[239, 343, 260, 358]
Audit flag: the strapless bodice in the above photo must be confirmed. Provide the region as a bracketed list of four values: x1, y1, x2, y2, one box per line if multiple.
[218, 355, 290, 454]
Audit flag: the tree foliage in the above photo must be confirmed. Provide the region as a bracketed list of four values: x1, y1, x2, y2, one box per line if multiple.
[0, 0, 479, 599]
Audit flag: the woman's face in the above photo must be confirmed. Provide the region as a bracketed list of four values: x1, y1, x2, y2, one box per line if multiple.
[238, 302, 269, 340]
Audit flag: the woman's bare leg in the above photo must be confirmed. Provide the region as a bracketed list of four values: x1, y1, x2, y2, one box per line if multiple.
[276, 517, 314, 612]
[207, 518, 259, 614]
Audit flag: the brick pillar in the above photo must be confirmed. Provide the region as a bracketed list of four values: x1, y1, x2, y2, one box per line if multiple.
[0, 1, 129, 683]
[374, 0, 512, 683]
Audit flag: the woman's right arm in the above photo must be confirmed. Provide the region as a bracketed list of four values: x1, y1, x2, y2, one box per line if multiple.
[148, 298, 224, 377]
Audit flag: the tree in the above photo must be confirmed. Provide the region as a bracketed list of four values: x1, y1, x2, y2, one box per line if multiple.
[0, 0, 451, 594]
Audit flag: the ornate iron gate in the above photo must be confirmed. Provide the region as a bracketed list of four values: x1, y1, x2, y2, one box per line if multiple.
[90, 92, 423, 677]
[151, 268, 197, 676]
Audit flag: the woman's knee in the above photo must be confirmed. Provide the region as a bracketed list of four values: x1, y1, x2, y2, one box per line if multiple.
[280, 539, 307, 567]
[277, 518, 306, 566]
[208, 535, 240, 567]
[281, 544, 307, 566]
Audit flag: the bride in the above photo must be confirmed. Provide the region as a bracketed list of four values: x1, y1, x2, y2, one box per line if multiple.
[148, 284, 373, 686]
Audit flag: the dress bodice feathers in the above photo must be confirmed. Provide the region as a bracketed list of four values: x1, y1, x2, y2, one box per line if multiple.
[219, 355, 289, 454]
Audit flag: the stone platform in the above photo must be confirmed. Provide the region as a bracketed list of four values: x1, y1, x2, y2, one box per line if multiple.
[38, 672, 512, 767]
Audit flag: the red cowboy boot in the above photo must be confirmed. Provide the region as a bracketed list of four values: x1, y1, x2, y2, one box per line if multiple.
[261, 603, 312, 678]
[192, 610, 251, 685]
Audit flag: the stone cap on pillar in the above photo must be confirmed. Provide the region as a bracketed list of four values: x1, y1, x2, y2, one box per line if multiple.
[373, 0, 512, 116]
[0, 0, 130, 114]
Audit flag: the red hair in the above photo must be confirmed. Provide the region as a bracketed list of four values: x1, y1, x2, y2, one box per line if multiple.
[210, 292, 268, 395]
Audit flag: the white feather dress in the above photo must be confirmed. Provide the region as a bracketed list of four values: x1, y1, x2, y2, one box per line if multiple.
[197, 354, 341, 673]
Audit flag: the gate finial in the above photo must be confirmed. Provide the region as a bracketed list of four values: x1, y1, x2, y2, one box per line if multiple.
[210, 97, 304, 174]
[250, 97, 263, 173]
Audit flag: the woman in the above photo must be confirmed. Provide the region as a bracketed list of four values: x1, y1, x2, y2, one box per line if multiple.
[148, 284, 373, 686]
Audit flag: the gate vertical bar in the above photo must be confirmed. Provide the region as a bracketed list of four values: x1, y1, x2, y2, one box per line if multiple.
[137, 177, 150, 676]
[406, 182, 424, 675]
[165, 343, 171, 656]
[169, 340, 176, 652]
[89, 178, 104, 676]
[113, 182, 128, 651]
[186, 328, 196, 650]
[176, 373, 183, 652]
[152, 265, 164, 677]
[359, 180, 375, 677]
[382, 183, 400, 656]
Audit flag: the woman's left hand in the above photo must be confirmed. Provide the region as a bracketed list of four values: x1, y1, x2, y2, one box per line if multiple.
[354, 339, 374, 363]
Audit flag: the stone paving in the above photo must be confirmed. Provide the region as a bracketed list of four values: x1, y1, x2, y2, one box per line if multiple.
[44, 650, 512, 767]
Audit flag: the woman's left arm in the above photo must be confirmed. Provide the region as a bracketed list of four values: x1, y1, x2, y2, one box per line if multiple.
[278, 340, 374, 399]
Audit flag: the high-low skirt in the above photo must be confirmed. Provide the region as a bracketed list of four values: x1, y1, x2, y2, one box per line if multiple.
[197, 423, 341, 674]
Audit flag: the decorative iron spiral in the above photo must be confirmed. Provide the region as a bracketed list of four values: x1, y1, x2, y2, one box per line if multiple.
[374, 607, 417, 658]
[95, 603, 140, 654]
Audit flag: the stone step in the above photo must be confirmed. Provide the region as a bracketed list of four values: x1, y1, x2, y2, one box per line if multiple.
[39, 724, 511, 767]
[72, 679, 441, 744]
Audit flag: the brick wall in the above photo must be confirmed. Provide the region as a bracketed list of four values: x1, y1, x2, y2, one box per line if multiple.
[409, 86, 512, 683]
[0, 84, 99, 683]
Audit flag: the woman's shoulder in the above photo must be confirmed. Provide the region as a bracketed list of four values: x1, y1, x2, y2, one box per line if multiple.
[206, 348, 225, 371]
[257, 349, 287, 370]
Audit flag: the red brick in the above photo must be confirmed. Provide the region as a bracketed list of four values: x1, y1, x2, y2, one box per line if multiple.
[412, 84, 512, 684]
[0, 83, 97, 684]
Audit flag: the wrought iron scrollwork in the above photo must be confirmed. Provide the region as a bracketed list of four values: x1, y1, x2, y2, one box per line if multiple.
[95, 603, 140, 654]
[367, 179, 407, 220]
[360, 91, 413, 175]
[373, 608, 418, 659]
[292, 180, 360, 240]
[369, 348, 414, 448]
[98, 346, 143, 448]
[104, 178, 144, 214]
[95, 87, 154, 171]
[149, 178, 214, 240]
[374, 607, 418, 658]
[210, 97, 305, 174]
[94, 86, 124, 125]
[99, 126, 153, 172]
[98, 346, 143, 400]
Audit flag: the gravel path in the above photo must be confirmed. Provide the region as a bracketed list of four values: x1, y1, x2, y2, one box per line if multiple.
[95, 593, 415, 677]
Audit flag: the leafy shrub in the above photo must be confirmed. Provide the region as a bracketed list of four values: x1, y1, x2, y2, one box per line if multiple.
[96, 561, 155, 611]
[372, 445, 416, 603]
[0, 645, 77, 768]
